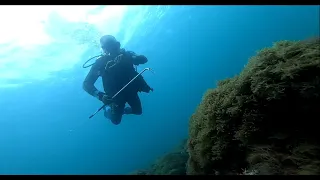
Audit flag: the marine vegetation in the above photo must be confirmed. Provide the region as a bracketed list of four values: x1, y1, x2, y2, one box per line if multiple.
[187, 37, 320, 175]
[131, 139, 189, 175]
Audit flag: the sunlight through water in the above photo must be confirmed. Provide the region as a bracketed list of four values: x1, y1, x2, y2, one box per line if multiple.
[0, 5, 169, 88]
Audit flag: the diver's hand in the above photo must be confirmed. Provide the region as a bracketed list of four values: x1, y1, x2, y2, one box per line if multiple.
[101, 95, 113, 105]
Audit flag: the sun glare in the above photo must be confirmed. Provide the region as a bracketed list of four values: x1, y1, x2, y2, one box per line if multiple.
[0, 5, 130, 88]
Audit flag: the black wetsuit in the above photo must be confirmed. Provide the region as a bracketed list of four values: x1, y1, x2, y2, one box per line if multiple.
[83, 49, 150, 125]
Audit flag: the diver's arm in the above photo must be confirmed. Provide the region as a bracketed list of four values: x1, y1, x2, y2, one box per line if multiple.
[127, 51, 148, 65]
[82, 59, 105, 100]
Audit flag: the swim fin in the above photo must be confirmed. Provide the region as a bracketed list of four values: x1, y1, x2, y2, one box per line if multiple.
[123, 107, 132, 114]
[103, 106, 132, 119]
[103, 106, 112, 119]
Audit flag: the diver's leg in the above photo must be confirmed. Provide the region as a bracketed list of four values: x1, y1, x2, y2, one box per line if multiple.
[104, 98, 126, 125]
[103, 106, 112, 119]
[125, 93, 142, 115]
[109, 102, 125, 125]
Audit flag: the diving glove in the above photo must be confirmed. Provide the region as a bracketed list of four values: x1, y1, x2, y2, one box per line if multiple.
[96, 91, 113, 105]
[102, 95, 113, 105]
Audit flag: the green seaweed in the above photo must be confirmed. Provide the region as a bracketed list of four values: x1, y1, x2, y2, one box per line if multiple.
[187, 37, 320, 175]
[131, 139, 189, 175]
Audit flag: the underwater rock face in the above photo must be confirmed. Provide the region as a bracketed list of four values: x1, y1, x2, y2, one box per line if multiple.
[187, 38, 320, 175]
[131, 140, 189, 175]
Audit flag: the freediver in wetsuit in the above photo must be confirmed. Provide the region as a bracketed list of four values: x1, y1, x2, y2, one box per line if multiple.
[83, 35, 153, 125]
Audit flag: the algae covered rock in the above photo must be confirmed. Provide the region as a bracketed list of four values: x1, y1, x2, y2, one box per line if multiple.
[130, 170, 151, 175]
[131, 139, 189, 175]
[187, 38, 320, 175]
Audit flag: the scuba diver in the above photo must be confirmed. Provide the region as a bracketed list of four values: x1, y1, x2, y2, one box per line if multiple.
[83, 35, 153, 125]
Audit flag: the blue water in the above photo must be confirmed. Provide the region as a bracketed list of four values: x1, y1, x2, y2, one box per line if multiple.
[0, 5, 319, 175]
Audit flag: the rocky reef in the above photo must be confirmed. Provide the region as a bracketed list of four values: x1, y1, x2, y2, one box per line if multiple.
[132, 37, 320, 175]
[187, 37, 320, 175]
[131, 140, 189, 175]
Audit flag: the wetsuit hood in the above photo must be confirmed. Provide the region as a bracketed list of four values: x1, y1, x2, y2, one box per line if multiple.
[100, 35, 120, 53]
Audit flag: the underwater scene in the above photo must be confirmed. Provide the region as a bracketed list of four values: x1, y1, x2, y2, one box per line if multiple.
[0, 5, 319, 175]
